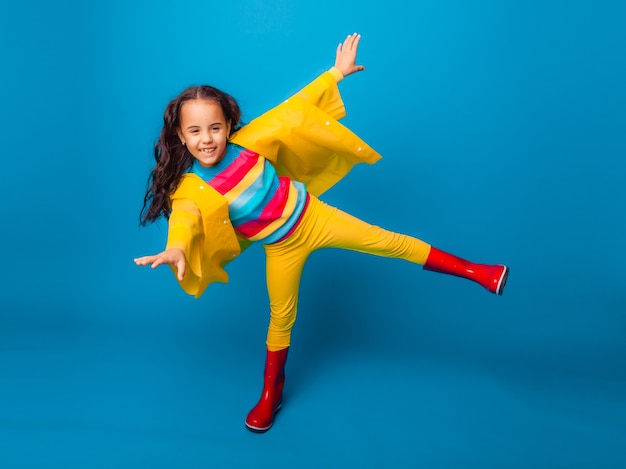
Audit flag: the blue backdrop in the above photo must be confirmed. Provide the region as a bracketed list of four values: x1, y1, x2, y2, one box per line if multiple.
[1, 0, 625, 467]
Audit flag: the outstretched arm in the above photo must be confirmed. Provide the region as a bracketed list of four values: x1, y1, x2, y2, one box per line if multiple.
[334, 33, 365, 77]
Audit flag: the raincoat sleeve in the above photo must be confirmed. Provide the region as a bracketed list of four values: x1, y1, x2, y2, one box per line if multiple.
[166, 174, 243, 298]
[229, 69, 382, 196]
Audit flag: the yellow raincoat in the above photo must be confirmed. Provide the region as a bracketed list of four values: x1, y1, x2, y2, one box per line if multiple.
[166, 68, 382, 298]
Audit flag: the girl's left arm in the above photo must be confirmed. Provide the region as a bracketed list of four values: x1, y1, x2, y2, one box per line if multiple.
[287, 32, 365, 118]
[333, 33, 365, 78]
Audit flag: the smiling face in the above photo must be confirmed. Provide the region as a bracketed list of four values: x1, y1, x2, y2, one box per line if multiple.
[177, 98, 232, 167]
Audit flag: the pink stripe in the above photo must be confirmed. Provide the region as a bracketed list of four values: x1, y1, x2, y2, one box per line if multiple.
[210, 149, 259, 195]
[236, 179, 291, 237]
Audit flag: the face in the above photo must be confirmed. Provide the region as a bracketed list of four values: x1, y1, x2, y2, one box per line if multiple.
[177, 99, 231, 167]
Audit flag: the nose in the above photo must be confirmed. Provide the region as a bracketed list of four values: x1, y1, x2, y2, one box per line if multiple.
[201, 131, 213, 143]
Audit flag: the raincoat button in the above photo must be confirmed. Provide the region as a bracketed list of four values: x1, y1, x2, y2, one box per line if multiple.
[223, 219, 228, 224]
[199, 185, 205, 190]
[357, 147, 362, 152]
[325, 121, 330, 126]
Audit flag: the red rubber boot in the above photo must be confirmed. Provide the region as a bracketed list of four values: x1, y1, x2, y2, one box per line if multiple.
[245, 347, 289, 433]
[423, 247, 509, 295]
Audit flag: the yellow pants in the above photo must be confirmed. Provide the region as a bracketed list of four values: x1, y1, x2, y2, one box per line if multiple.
[263, 195, 432, 351]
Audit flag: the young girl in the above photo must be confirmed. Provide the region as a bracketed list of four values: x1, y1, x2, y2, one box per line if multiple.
[135, 33, 509, 433]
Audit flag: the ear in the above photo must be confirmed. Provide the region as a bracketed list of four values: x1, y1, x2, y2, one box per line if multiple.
[177, 128, 184, 144]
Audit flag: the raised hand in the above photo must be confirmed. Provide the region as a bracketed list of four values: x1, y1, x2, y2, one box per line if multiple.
[334, 33, 365, 77]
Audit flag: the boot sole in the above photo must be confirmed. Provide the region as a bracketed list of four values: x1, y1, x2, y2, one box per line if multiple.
[495, 265, 509, 295]
[245, 402, 282, 433]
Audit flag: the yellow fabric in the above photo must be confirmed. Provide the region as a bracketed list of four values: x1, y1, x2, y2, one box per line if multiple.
[264, 196, 432, 350]
[167, 70, 382, 298]
[230, 69, 380, 196]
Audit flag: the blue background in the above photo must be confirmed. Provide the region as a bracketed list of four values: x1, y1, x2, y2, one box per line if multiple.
[1, 0, 625, 467]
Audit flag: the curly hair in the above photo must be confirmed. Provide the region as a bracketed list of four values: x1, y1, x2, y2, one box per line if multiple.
[140, 85, 242, 225]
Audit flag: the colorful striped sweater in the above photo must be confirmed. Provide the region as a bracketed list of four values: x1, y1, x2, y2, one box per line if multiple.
[190, 143, 307, 244]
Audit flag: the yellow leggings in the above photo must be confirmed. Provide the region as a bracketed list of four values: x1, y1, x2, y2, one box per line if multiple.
[263, 195, 432, 351]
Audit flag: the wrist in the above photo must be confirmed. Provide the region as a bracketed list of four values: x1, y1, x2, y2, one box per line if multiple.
[329, 66, 344, 83]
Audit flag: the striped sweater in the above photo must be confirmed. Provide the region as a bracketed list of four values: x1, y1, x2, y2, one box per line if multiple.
[190, 143, 307, 244]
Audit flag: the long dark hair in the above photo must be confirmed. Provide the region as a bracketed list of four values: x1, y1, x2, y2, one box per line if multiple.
[139, 85, 242, 225]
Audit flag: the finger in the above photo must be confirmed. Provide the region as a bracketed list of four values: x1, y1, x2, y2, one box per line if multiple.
[176, 259, 186, 281]
[342, 34, 353, 51]
[151, 256, 169, 269]
[134, 256, 156, 266]
[346, 32, 359, 51]
[340, 33, 353, 51]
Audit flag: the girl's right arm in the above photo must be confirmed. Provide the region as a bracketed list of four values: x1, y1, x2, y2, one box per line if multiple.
[134, 248, 187, 282]
[134, 197, 203, 282]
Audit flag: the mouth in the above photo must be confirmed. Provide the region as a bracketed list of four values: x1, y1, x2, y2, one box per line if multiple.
[199, 148, 216, 155]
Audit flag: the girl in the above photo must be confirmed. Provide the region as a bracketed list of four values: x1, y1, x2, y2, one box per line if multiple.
[135, 33, 509, 433]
